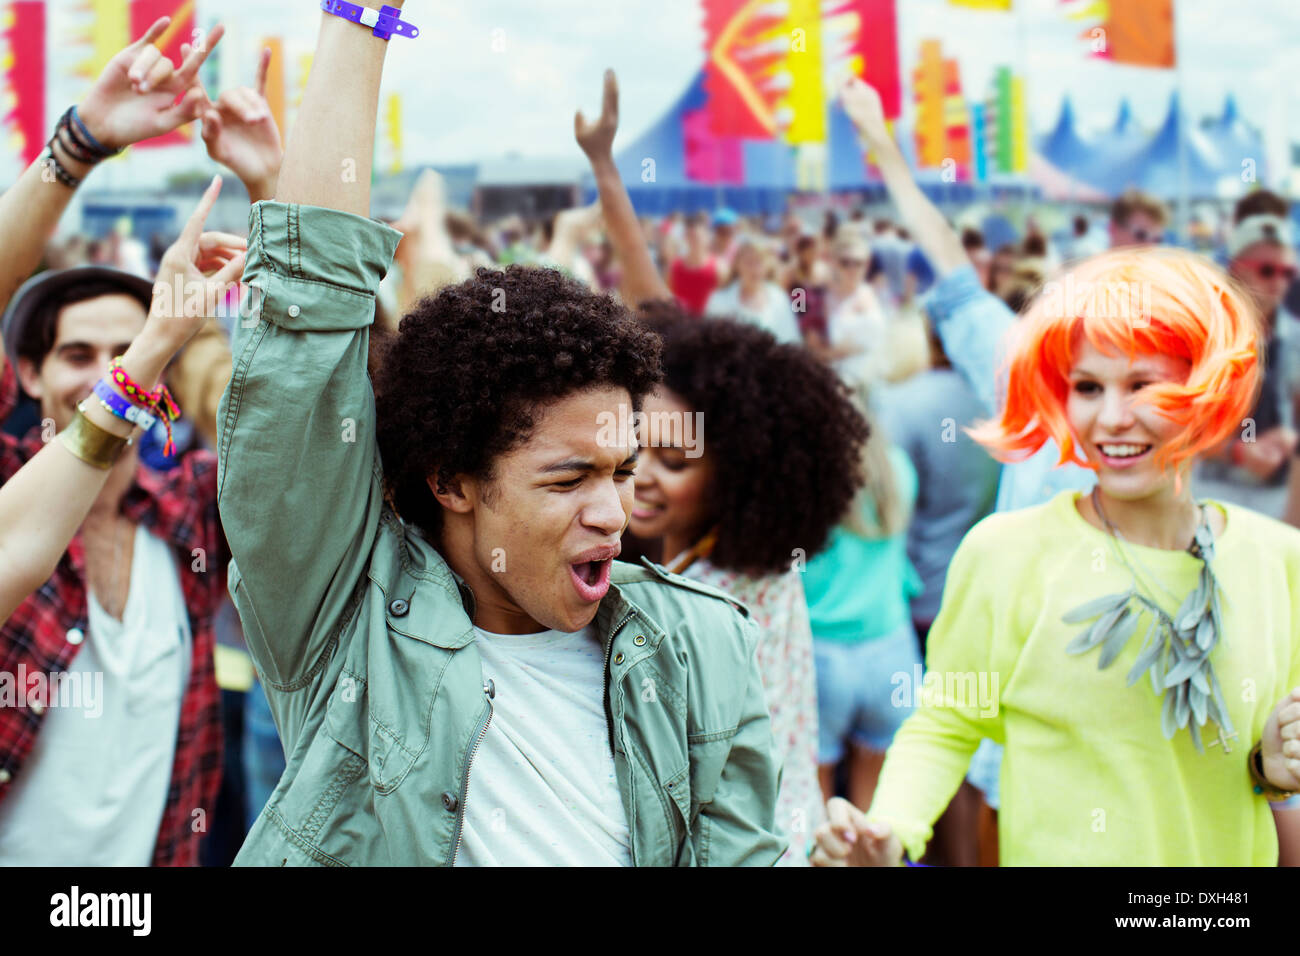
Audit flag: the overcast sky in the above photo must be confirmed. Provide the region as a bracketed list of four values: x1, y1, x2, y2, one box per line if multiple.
[16, 0, 1300, 185]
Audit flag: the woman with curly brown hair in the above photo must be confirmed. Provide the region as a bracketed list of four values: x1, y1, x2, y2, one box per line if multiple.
[626, 309, 870, 864]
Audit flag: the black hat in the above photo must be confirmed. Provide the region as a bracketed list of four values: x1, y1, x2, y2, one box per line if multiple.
[2, 266, 153, 371]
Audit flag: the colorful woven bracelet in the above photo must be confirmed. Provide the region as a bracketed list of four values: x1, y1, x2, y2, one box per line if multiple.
[108, 358, 181, 457]
[93, 379, 158, 432]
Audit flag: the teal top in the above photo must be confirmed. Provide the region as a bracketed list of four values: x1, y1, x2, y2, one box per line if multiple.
[802, 445, 922, 642]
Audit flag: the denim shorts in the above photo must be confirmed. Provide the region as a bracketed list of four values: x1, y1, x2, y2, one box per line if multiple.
[814, 620, 922, 763]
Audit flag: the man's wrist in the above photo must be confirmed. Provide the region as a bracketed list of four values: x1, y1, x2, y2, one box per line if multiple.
[245, 174, 279, 204]
[47, 135, 95, 182]
[72, 99, 121, 152]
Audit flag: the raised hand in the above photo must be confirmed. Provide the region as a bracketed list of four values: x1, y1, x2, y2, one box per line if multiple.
[77, 18, 225, 151]
[575, 69, 619, 163]
[809, 797, 904, 867]
[199, 46, 283, 202]
[1262, 686, 1300, 792]
[146, 176, 247, 356]
[838, 75, 889, 147]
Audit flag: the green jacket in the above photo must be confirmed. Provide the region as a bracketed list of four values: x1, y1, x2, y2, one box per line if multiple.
[216, 202, 785, 866]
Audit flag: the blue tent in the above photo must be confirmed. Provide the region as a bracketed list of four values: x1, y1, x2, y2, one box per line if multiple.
[1108, 99, 1147, 152]
[1038, 97, 1093, 174]
[1089, 92, 1228, 199]
[584, 70, 1035, 212]
[582, 71, 795, 214]
[1203, 95, 1266, 183]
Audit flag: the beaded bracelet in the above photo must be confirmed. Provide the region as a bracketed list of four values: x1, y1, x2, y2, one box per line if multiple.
[108, 358, 181, 457]
[39, 140, 82, 189]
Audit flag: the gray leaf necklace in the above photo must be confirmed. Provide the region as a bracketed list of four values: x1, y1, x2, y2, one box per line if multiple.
[1062, 487, 1236, 754]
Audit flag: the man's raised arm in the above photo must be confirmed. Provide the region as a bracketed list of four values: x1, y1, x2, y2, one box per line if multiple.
[217, 8, 404, 712]
[575, 70, 673, 307]
[838, 76, 1012, 416]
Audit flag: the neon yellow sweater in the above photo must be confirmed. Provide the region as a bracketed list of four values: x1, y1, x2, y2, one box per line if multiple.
[868, 490, 1300, 866]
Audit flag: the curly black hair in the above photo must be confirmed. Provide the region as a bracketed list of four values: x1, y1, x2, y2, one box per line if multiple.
[637, 302, 869, 575]
[374, 265, 662, 541]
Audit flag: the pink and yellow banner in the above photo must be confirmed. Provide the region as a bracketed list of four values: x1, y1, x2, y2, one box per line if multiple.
[130, 0, 197, 148]
[4, 1, 46, 167]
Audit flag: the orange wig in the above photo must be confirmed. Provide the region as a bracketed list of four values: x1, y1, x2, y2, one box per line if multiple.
[969, 245, 1262, 477]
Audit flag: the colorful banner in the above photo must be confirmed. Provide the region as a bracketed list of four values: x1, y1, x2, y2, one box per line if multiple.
[986, 65, 1028, 173]
[74, 0, 130, 81]
[129, 0, 198, 148]
[683, 105, 744, 183]
[702, 0, 901, 142]
[912, 39, 945, 166]
[702, 0, 786, 139]
[1065, 0, 1176, 68]
[783, 0, 825, 144]
[261, 35, 285, 138]
[384, 92, 402, 174]
[836, 0, 901, 120]
[4, 1, 45, 167]
[971, 102, 988, 181]
[942, 57, 972, 179]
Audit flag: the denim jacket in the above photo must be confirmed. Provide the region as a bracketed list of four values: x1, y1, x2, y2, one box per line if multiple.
[216, 202, 784, 866]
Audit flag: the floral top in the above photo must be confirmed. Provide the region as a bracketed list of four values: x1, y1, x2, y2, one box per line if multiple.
[680, 558, 826, 865]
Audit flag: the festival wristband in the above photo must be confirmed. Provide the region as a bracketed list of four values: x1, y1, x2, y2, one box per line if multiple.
[108, 357, 181, 457]
[319, 1, 419, 40]
[92, 379, 158, 432]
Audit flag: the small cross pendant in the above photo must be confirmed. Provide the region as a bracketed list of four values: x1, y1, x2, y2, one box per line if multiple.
[1207, 727, 1238, 753]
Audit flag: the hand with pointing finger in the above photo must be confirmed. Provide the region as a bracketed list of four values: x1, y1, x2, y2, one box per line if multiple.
[146, 175, 247, 355]
[809, 797, 905, 867]
[199, 46, 283, 203]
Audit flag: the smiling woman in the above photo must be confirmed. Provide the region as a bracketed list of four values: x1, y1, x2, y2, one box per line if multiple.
[813, 244, 1300, 868]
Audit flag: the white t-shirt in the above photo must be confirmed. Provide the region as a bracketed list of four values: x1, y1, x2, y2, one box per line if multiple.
[827, 284, 889, 386]
[454, 626, 632, 867]
[0, 524, 190, 865]
[705, 282, 803, 345]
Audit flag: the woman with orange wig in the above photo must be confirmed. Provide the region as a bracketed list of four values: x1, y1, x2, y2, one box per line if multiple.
[810, 236, 1300, 866]
[803, 75, 1300, 868]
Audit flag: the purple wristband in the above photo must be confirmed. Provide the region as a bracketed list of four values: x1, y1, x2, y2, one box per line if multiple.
[320, 1, 418, 40]
[93, 379, 157, 431]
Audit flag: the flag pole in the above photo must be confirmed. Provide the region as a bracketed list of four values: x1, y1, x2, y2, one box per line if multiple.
[1014, 0, 1030, 230]
[1174, 0, 1190, 244]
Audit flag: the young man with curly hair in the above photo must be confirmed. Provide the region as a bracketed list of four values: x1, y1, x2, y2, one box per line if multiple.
[217, 7, 783, 866]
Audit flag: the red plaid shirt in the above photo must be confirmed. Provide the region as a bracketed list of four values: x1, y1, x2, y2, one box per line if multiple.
[0, 359, 226, 866]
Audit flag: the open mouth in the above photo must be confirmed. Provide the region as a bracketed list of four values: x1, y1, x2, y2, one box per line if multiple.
[568, 544, 619, 603]
[569, 559, 612, 603]
[1097, 442, 1153, 467]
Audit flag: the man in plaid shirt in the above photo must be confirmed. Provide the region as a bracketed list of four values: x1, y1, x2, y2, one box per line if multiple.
[0, 20, 277, 865]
